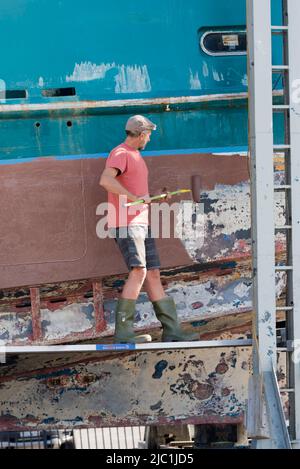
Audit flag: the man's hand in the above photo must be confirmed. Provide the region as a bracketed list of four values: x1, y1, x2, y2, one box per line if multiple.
[161, 187, 172, 202]
[139, 194, 152, 204]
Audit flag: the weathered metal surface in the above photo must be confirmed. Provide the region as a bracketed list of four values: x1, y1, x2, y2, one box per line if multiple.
[0, 347, 252, 430]
[0, 151, 287, 345]
[0, 346, 288, 431]
[0, 92, 249, 114]
[30, 288, 42, 342]
[0, 259, 287, 346]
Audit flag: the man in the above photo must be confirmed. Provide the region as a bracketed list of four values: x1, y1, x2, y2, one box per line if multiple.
[100, 115, 198, 343]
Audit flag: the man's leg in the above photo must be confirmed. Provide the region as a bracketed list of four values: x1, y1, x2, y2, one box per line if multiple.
[122, 267, 147, 300]
[113, 227, 151, 343]
[143, 269, 165, 302]
[144, 269, 199, 342]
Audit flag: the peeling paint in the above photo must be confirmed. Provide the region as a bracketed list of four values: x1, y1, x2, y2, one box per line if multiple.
[177, 181, 285, 264]
[189, 69, 202, 90]
[0, 347, 254, 430]
[260, 311, 271, 324]
[0, 313, 32, 344]
[213, 69, 221, 82]
[152, 361, 168, 379]
[66, 61, 152, 94]
[114, 65, 151, 94]
[0, 348, 287, 431]
[38, 77, 44, 88]
[202, 62, 209, 78]
[41, 303, 94, 341]
[66, 62, 116, 82]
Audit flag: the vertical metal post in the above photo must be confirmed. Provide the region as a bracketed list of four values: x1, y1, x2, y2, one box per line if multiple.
[247, 0, 277, 374]
[287, 0, 300, 448]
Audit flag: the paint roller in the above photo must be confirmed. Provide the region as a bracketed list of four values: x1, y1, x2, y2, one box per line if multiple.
[124, 175, 202, 207]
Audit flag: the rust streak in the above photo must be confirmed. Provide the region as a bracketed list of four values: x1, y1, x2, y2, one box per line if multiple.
[30, 287, 42, 342]
[93, 280, 106, 333]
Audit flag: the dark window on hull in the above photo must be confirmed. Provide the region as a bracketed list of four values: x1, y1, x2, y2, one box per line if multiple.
[0, 89, 28, 99]
[41, 87, 76, 98]
[201, 31, 247, 56]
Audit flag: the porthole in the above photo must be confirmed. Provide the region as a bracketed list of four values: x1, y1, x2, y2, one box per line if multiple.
[200, 30, 247, 56]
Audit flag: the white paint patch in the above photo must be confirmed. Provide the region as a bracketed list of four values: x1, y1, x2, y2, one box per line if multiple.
[212, 152, 248, 156]
[234, 282, 251, 298]
[0, 78, 6, 103]
[202, 62, 209, 78]
[114, 65, 151, 94]
[208, 185, 282, 241]
[242, 74, 248, 87]
[206, 183, 251, 236]
[0, 314, 31, 344]
[42, 304, 93, 340]
[178, 181, 285, 262]
[66, 61, 152, 94]
[276, 271, 287, 298]
[38, 77, 44, 87]
[176, 201, 205, 254]
[167, 280, 252, 321]
[189, 69, 202, 90]
[213, 69, 221, 82]
[66, 62, 116, 82]
[275, 192, 286, 225]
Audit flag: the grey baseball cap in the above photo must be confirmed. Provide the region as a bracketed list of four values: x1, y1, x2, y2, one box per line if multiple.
[125, 115, 157, 134]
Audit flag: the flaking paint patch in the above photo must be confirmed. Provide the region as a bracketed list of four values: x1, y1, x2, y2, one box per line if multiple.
[152, 361, 168, 379]
[102, 259, 286, 335]
[114, 65, 151, 94]
[0, 358, 139, 427]
[0, 313, 32, 344]
[66, 62, 152, 94]
[241, 75, 248, 87]
[41, 303, 94, 340]
[189, 69, 202, 90]
[166, 278, 252, 321]
[213, 69, 221, 82]
[66, 62, 116, 82]
[202, 62, 209, 77]
[206, 183, 251, 236]
[3, 348, 290, 429]
[38, 77, 44, 87]
[178, 182, 285, 263]
[234, 282, 251, 299]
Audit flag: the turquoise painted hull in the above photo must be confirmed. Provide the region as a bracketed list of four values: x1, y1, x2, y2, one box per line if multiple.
[0, 0, 284, 159]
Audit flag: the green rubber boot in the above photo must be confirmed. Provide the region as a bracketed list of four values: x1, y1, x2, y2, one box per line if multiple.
[152, 296, 199, 342]
[114, 298, 152, 344]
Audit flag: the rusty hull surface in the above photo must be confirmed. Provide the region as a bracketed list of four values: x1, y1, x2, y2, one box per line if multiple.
[0, 152, 249, 290]
[0, 258, 253, 345]
[0, 347, 252, 430]
[0, 150, 257, 344]
[0, 152, 288, 430]
[0, 347, 288, 431]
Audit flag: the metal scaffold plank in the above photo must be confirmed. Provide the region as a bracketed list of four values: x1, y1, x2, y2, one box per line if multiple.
[0, 339, 253, 355]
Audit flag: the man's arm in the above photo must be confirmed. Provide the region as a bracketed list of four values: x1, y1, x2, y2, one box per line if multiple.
[99, 167, 139, 202]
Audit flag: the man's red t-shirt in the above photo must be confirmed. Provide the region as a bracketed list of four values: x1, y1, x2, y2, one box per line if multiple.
[105, 143, 149, 228]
